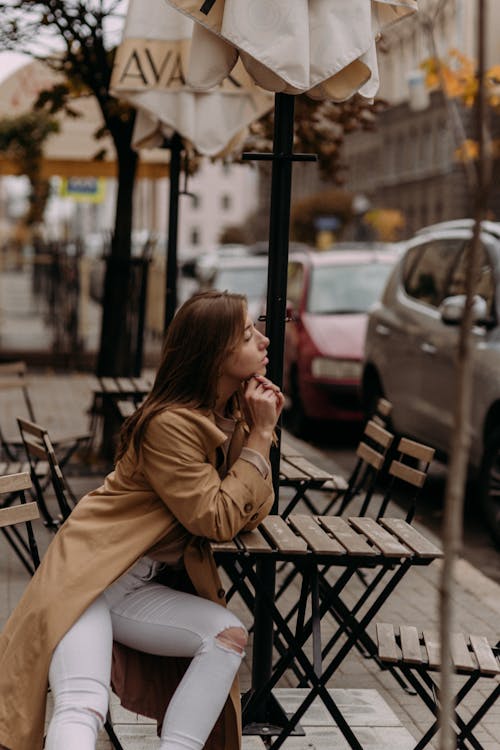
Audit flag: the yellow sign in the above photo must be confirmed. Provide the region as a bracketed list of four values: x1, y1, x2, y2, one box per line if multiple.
[59, 177, 106, 203]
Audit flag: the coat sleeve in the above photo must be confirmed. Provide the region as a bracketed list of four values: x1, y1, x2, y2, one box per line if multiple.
[140, 410, 274, 541]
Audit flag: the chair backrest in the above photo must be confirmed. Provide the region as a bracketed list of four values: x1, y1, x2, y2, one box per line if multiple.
[376, 437, 435, 522]
[332, 419, 395, 516]
[17, 418, 73, 529]
[0, 471, 40, 574]
[371, 397, 393, 428]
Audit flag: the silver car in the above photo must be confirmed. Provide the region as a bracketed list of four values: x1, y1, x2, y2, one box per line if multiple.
[362, 219, 500, 543]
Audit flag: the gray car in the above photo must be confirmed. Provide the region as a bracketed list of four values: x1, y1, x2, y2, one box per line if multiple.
[362, 219, 500, 543]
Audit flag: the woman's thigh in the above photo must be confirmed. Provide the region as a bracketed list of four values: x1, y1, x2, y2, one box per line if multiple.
[106, 582, 244, 658]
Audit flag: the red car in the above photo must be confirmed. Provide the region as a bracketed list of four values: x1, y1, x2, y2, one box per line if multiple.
[282, 246, 399, 435]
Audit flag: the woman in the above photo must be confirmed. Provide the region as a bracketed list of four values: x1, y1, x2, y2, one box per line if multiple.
[0, 291, 284, 750]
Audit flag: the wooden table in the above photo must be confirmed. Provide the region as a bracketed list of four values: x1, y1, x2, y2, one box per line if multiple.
[89, 376, 152, 458]
[211, 514, 443, 749]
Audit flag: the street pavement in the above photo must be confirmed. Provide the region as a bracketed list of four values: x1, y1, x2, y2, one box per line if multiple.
[1, 268, 500, 748]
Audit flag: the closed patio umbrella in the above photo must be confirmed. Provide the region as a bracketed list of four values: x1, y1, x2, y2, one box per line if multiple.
[110, 0, 273, 326]
[164, 0, 419, 741]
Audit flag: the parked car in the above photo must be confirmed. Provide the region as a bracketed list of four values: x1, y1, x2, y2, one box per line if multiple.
[362, 219, 500, 543]
[282, 246, 399, 435]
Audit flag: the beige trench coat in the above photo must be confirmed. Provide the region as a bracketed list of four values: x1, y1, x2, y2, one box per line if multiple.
[0, 407, 274, 750]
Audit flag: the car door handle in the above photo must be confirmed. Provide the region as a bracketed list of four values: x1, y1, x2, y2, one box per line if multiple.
[420, 341, 437, 354]
[375, 324, 391, 336]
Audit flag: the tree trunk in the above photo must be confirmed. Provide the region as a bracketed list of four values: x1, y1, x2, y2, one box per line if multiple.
[96, 144, 138, 376]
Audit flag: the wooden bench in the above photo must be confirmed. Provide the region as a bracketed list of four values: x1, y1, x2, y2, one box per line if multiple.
[376, 622, 500, 749]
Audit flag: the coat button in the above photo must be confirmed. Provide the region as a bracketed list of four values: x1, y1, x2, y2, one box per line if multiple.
[244, 503, 253, 512]
[217, 588, 226, 599]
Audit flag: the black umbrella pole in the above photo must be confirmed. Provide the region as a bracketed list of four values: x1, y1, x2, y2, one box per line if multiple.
[249, 93, 295, 726]
[164, 131, 182, 331]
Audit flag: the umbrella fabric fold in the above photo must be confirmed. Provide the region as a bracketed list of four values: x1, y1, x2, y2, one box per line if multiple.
[165, 0, 418, 100]
[111, 0, 273, 156]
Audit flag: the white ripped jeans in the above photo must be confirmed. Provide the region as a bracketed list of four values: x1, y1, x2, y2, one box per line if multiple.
[45, 558, 246, 750]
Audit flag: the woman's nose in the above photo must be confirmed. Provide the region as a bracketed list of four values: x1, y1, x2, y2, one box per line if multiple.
[258, 331, 270, 347]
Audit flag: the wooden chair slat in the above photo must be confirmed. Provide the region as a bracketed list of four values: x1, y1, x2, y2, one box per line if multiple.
[320, 474, 349, 492]
[282, 456, 332, 482]
[317, 516, 377, 556]
[364, 419, 394, 448]
[23, 438, 48, 461]
[388, 460, 427, 488]
[238, 528, 274, 553]
[355, 441, 385, 471]
[0, 462, 7, 474]
[379, 518, 443, 559]
[16, 418, 45, 438]
[260, 516, 307, 554]
[287, 515, 346, 554]
[422, 630, 441, 669]
[0, 501, 39, 528]
[400, 625, 423, 664]
[469, 635, 500, 675]
[398, 437, 435, 464]
[0, 361, 27, 375]
[450, 632, 476, 672]
[376, 623, 399, 663]
[376, 398, 393, 418]
[349, 517, 411, 557]
[0, 472, 32, 493]
[6, 462, 22, 474]
[279, 457, 309, 482]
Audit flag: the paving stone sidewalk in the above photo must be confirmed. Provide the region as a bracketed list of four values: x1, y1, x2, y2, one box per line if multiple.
[1, 374, 500, 749]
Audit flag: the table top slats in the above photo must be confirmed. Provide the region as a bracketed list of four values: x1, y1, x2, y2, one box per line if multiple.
[376, 623, 399, 663]
[281, 456, 333, 482]
[379, 518, 443, 558]
[99, 377, 120, 393]
[287, 515, 346, 554]
[116, 400, 137, 419]
[321, 474, 349, 492]
[115, 377, 135, 392]
[348, 517, 411, 557]
[238, 528, 275, 554]
[450, 632, 476, 672]
[469, 635, 500, 675]
[422, 631, 441, 669]
[132, 377, 152, 393]
[317, 516, 377, 556]
[260, 516, 308, 554]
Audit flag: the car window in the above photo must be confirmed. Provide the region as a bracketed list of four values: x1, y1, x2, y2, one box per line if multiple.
[307, 263, 395, 314]
[214, 266, 267, 299]
[404, 239, 463, 308]
[446, 242, 495, 317]
[287, 262, 304, 308]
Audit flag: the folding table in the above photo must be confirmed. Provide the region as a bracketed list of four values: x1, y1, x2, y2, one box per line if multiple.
[211, 514, 443, 750]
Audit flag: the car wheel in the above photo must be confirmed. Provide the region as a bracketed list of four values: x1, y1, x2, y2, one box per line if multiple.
[286, 368, 310, 438]
[479, 428, 500, 546]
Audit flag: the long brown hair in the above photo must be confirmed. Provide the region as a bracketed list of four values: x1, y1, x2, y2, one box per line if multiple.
[115, 290, 247, 462]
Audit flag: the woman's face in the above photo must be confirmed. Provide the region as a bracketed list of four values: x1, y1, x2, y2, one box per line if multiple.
[221, 313, 270, 384]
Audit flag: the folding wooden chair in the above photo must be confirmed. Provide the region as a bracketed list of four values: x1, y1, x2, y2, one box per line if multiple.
[0, 471, 40, 575]
[376, 622, 500, 749]
[324, 418, 395, 515]
[0, 361, 90, 471]
[375, 437, 435, 523]
[15, 419, 126, 750]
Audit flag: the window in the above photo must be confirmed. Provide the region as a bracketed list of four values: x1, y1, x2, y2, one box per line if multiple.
[191, 193, 201, 209]
[190, 227, 200, 245]
[220, 194, 231, 211]
[405, 239, 463, 307]
[447, 243, 495, 317]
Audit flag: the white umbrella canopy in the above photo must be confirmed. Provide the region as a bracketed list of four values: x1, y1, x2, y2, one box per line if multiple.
[165, 0, 417, 99]
[110, 0, 273, 156]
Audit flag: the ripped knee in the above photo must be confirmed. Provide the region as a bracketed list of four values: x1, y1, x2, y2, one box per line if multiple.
[215, 626, 248, 655]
